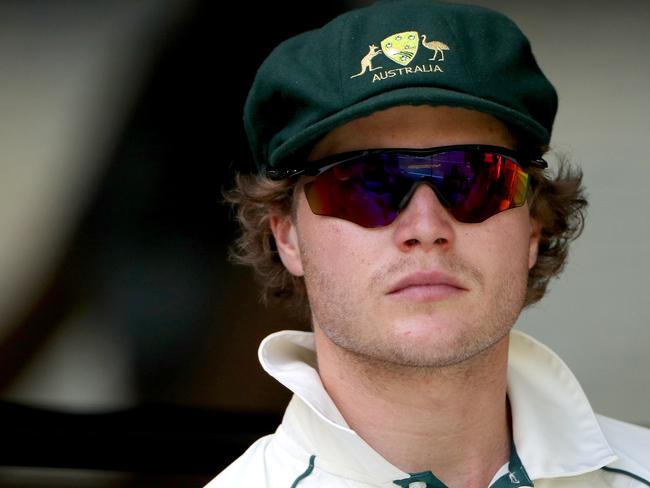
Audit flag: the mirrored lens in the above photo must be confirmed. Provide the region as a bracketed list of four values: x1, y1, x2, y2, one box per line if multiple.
[303, 149, 529, 227]
[303, 158, 401, 228]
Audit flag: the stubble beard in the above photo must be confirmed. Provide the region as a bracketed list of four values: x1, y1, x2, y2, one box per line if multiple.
[302, 250, 529, 372]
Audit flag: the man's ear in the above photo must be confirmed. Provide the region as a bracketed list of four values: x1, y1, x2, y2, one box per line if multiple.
[528, 217, 543, 270]
[270, 213, 304, 276]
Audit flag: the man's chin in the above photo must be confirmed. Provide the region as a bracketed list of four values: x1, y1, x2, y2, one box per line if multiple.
[379, 324, 510, 368]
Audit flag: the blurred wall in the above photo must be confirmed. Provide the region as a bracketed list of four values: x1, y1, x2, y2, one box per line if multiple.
[452, 0, 650, 425]
[0, 0, 190, 342]
[0, 0, 200, 409]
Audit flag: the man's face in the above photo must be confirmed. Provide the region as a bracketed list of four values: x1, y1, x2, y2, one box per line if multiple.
[272, 105, 541, 368]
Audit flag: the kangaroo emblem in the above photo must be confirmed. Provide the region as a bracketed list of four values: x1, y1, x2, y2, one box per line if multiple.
[421, 35, 450, 61]
[350, 44, 383, 78]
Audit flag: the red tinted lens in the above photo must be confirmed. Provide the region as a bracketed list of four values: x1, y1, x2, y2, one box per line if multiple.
[303, 159, 400, 228]
[447, 152, 530, 223]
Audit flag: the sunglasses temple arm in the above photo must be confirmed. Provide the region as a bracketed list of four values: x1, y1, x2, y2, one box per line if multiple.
[528, 158, 548, 169]
[267, 151, 372, 179]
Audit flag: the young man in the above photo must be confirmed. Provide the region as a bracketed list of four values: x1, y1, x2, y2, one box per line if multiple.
[208, 1, 650, 486]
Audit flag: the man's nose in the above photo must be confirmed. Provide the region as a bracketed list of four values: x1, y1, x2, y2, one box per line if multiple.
[392, 183, 456, 252]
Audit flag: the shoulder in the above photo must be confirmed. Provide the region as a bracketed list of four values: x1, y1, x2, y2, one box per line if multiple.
[203, 432, 316, 488]
[204, 435, 273, 487]
[597, 414, 650, 485]
[597, 414, 650, 464]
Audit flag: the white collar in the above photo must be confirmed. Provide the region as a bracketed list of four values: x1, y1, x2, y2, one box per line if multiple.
[258, 329, 617, 483]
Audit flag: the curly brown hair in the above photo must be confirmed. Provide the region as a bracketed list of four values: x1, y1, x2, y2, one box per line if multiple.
[225, 151, 587, 318]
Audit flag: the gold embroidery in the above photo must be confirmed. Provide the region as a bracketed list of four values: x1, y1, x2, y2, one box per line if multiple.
[350, 45, 384, 79]
[350, 31, 450, 80]
[421, 35, 450, 61]
[371, 64, 440, 82]
[380, 31, 419, 66]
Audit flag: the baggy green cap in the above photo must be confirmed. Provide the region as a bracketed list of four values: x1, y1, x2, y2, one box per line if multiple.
[244, 0, 558, 174]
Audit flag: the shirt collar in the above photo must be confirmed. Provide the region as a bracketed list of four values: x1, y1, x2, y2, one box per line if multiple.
[506, 331, 617, 478]
[258, 329, 617, 483]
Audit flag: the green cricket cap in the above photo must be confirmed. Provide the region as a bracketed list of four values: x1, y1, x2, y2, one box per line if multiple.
[244, 0, 558, 174]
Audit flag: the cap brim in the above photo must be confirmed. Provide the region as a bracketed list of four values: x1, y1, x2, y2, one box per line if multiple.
[270, 86, 550, 168]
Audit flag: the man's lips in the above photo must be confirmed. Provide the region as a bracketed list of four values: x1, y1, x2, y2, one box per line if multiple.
[387, 271, 468, 300]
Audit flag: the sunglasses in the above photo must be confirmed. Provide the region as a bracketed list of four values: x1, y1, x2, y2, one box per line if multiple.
[268, 145, 547, 228]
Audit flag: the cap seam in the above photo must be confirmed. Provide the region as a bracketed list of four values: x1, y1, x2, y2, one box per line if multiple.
[337, 11, 349, 108]
[438, 8, 479, 97]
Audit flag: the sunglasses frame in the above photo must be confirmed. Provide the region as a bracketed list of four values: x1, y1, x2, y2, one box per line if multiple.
[266, 144, 548, 180]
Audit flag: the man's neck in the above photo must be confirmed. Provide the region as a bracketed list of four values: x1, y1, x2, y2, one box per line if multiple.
[313, 326, 512, 488]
